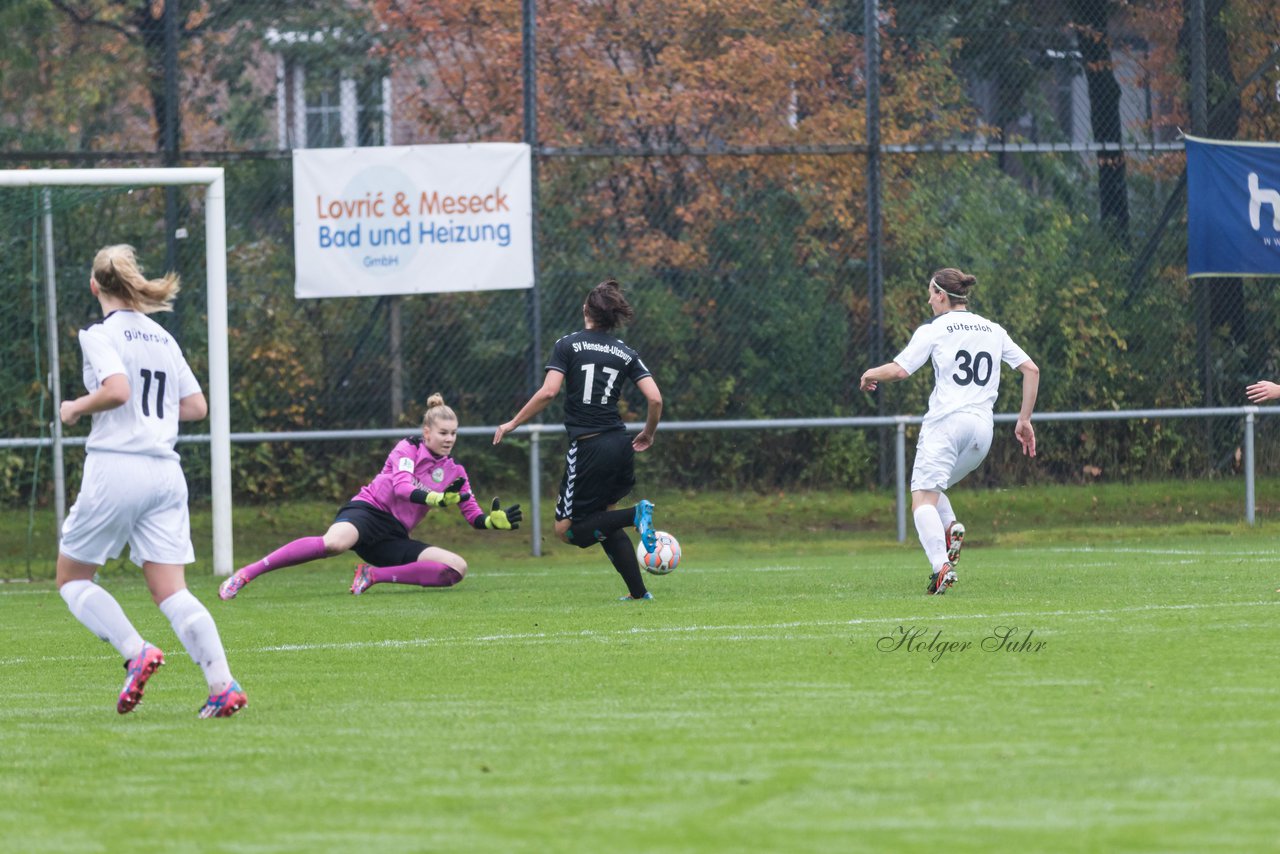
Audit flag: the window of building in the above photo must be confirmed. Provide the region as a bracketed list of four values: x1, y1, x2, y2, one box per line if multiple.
[270, 32, 391, 149]
[303, 70, 345, 148]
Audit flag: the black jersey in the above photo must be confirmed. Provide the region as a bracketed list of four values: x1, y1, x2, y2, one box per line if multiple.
[546, 329, 653, 439]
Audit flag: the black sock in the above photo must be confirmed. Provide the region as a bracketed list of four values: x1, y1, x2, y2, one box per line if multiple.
[600, 529, 647, 598]
[565, 507, 636, 549]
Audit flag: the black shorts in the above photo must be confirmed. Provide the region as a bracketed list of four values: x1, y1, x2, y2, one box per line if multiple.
[555, 430, 636, 521]
[334, 501, 429, 567]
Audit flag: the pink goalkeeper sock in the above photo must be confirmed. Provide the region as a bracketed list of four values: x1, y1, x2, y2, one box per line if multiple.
[240, 536, 328, 581]
[368, 561, 462, 588]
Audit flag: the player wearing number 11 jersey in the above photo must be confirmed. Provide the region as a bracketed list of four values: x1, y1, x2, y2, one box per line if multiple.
[56, 244, 245, 717]
[860, 267, 1039, 595]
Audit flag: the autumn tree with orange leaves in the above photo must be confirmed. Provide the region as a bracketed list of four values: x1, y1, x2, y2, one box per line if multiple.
[371, 0, 974, 263]
[369, 0, 979, 430]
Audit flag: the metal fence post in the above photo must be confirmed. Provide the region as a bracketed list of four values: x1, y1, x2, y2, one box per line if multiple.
[895, 418, 907, 542]
[522, 0, 544, 442]
[865, 0, 887, 486]
[42, 190, 66, 535]
[1245, 407, 1256, 525]
[529, 428, 542, 556]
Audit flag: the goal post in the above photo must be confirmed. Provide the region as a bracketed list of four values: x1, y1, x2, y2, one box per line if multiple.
[0, 168, 234, 576]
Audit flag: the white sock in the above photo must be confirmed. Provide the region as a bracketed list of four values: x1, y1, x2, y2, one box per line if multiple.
[935, 492, 956, 530]
[158, 589, 233, 693]
[912, 505, 949, 573]
[60, 580, 146, 661]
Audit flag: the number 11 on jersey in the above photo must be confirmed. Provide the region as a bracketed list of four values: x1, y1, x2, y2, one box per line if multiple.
[140, 368, 167, 418]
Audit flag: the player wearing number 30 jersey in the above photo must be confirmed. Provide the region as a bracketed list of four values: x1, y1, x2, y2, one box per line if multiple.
[893, 308, 1029, 429]
[860, 267, 1040, 596]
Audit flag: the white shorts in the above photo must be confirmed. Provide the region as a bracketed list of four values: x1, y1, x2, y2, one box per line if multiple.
[61, 451, 195, 567]
[911, 414, 993, 493]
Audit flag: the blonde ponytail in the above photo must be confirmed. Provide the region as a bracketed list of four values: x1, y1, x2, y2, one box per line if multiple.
[91, 244, 180, 314]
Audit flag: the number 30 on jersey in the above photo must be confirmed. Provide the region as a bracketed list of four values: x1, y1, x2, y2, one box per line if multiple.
[951, 350, 992, 386]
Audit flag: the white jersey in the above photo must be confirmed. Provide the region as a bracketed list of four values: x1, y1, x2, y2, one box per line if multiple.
[76, 309, 201, 459]
[892, 309, 1030, 427]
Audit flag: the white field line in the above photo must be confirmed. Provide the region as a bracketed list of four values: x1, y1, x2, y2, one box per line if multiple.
[2, 543, 1278, 592]
[1039, 547, 1280, 556]
[0, 552, 1251, 592]
[0, 568, 771, 590]
[2, 599, 1277, 667]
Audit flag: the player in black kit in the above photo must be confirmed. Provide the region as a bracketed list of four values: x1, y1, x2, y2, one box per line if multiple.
[494, 279, 664, 600]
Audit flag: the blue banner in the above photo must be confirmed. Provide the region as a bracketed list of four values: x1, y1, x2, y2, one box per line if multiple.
[1186, 135, 1280, 278]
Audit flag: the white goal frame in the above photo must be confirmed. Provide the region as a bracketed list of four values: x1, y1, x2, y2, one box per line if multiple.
[0, 168, 234, 575]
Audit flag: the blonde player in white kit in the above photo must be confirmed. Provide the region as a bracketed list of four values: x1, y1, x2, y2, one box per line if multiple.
[860, 268, 1039, 595]
[56, 245, 246, 717]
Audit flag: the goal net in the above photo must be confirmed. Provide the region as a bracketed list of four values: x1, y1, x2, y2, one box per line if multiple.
[0, 169, 232, 578]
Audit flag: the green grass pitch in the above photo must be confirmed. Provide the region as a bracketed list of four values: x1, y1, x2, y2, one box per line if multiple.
[2, 486, 1279, 852]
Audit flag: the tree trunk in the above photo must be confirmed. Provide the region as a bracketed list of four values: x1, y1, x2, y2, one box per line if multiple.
[1069, 0, 1129, 248]
[131, 4, 172, 153]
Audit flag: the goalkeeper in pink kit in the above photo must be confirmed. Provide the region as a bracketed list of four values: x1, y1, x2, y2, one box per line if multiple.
[220, 393, 521, 599]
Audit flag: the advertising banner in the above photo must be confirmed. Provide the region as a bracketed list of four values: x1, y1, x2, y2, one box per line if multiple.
[1186, 135, 1280, 278]
[293, 143, 533, 297]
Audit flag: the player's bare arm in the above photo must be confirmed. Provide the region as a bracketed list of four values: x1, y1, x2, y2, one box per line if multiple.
[60, 373, 130, 425]
[494, 370, 564, 444]
[632, 376, 663, 452]
[179, 391, 208, 422]
[859, 362, 909, 392]
[1016, 359, 1040, 457]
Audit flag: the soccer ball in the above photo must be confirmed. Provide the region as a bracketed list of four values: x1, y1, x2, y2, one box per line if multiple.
[638, 530, 681, 575]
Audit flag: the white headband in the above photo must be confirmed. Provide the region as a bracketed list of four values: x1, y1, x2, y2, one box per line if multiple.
[929, 277, 967, 302]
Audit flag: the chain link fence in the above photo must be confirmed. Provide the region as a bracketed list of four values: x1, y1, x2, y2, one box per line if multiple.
[3, 0, 1279, 531]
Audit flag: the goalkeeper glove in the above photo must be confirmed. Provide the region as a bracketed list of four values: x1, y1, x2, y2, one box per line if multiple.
[483, 497, 522, 530]
[422, 476, 470, 508]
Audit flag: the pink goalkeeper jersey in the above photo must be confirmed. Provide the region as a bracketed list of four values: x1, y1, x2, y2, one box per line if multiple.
[352, 437, 485, 533]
